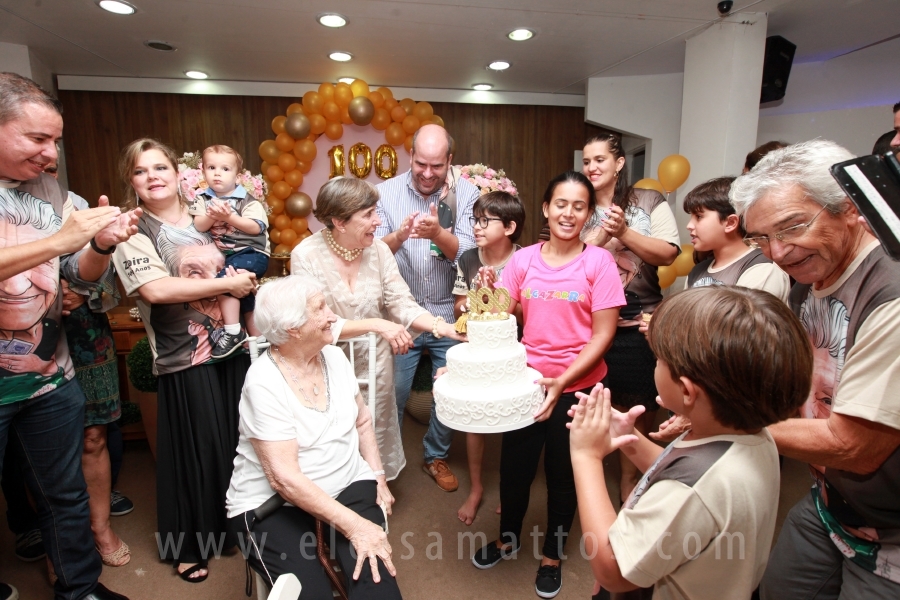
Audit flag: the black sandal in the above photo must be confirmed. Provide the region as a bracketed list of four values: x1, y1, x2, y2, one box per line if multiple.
[175, 563, 208, 583]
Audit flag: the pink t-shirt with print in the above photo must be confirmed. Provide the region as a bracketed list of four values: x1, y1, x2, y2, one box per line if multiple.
[499, 243, 625, 393]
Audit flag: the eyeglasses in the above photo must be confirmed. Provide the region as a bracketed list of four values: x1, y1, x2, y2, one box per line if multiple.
[744, 205, 829, 250]
[469, 216, 503, 228]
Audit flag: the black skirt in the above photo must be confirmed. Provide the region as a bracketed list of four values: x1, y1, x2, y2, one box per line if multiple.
[156, 354, 250, 565]
[605, 326, 659, 411]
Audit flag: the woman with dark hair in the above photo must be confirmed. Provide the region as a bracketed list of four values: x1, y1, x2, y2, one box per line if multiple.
[743, 140, 788, 173]
[471, 171, 624, 599]
[580, 134, 681, 502]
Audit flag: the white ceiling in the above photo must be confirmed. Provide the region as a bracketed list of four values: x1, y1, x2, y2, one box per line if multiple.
[0, 0, 895, 96]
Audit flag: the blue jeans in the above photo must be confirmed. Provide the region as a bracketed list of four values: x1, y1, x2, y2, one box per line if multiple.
[0, 378, 100, 599]
[394, 333, 459, 463]
[217, 247, 269, 313]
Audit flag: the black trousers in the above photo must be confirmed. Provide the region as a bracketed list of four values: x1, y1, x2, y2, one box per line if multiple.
[499, 385, 595, 561]
[243, 480, 402, 599]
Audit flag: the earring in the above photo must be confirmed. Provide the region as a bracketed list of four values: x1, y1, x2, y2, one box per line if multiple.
[614, 170, 619, 178]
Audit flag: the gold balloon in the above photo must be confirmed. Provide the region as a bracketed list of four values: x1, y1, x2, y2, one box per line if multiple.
[259, 140, 280, 162]
[633, 178, 666, 196]
[658, 154, 691, 192]
[349, 79, 370, 98]
[374, 144, 398, 179]
[348, 96, 375, 126]
[412, 101, 434, 122]
[284, 113, 311, 139]
[348, 142, 372, 179]
[673, 244, 696, 277]
[271, 115, 287, 135]
[327, 145, 345, 179]
[657, 265, 677, 289]
[285, 192, 313, 218]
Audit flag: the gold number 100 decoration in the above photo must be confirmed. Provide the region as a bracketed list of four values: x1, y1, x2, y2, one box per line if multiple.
[326, 143, 398, 180]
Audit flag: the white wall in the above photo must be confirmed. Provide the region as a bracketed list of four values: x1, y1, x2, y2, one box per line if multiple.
[757, 103, 893, 157]
[0, 42, 33, 77]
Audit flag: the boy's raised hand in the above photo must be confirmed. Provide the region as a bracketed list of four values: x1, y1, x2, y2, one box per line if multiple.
[568, 383, 639, 459]
[206, 199, 232, 220]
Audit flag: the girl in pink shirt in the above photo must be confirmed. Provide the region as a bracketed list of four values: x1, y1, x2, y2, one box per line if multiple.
[471, 171, 624, 599]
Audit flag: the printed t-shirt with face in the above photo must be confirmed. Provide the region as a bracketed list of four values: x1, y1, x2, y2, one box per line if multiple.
[788, 240, 900, 583]
[609, 430, 781, 600]
[497, 243, 625, 392]
[188, 187, 270, 255]
[581, 188, 681, 325]
[114, 213, 229, 375]
[685, 248, 790, 303]
[452, 245, 521, 296]
[0, 174, 76, 404]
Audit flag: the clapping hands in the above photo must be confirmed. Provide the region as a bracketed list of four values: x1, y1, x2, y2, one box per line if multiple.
[567, 383, 643, 459]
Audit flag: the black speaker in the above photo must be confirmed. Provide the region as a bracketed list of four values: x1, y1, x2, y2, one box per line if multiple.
[760, 35, 796, 103]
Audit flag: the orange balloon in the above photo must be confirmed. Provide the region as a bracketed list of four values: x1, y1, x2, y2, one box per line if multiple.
[266, 165, 284, 182]
[293, 139, 317, 163]
[390, 106, 407, 123]
[259, 140, 280, 162]
[271, 115, 287, 135]
[322, 101, 340, 122]
[404, 135, 414, 152]
[674, 244, 696, 277]
[308, 114, 326, 135]
[324, 121, 343, 140]
[383, 97, 398, 112]
[431, 115, 444, 128]
[273, 243, 290, 256]
[340, 106, 353, 125]
[271, 181, 292, 201]
[399, 98, 416, 115]
[657, 265, 677, 288]
[350, 79, 370, 98]
[334, 83, 353, 107]
[279, 228, 298, 246]
[269, 228, 281, 244]
[300, 230, 313, 240]
[420, 118, 434, 127]
[402, 115, 420, 134]
[283, 169, 304, 188]
[291, 237, 303, 249]
[307, 132, 318, 142]
[268, 197, 284, 215]
[296, 160, 311, 174]
[413, 101, 434, 122]
[275, 133, 295, 152]
[277, 153, 296, 172]
[302, 91, 323, 115]
[260, 161, 271, 174]
[318, 82, 335, 102]
[286, 103, 303, 115]
[368, 91, 384, 108]
[273, 214, 291, 230]
[386, 122, 406, 146]
[290, 217, 308, 234]
[371, 108, 391, 131]
[376, 87, 394, 101]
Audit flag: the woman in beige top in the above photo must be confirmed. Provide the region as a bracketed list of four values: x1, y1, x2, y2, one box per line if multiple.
[291, 177, 463, 481]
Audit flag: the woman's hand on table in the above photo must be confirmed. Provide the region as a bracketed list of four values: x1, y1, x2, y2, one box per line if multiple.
[376, 320, 413, 355]
[533, 377, 565, 422]
[375, 477, 394, 516]
[346, 515, 396, 582]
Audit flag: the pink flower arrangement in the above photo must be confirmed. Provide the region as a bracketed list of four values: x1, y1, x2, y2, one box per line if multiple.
[177, 151, 270, 213]
[456, 163, 518, 196]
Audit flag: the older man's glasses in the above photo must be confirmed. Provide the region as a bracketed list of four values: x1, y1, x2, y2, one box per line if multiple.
[469, 216, 503, 228]
[744, 205, 829, 250]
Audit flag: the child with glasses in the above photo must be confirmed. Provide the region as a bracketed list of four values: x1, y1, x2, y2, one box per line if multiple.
[451, 191, 525, 526]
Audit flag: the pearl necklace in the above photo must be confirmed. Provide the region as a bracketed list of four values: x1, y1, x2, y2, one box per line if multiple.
[323, 228, 362, 262]
[270, 347, 331, 413]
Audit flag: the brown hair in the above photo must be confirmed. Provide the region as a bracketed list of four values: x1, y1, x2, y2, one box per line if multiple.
[473, 191, 526, 243]
[313, 177, 379, 229]
[682, 176, 743, 235]
[649, 286, 812, 431]
[118, 138, 184, 211]
[584, 133, 635, 212]
[202, 144, 243, 172]
[744, 140, 788, 172]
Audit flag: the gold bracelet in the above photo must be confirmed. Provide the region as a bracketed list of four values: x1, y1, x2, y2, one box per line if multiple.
[432, 316, 445, 338]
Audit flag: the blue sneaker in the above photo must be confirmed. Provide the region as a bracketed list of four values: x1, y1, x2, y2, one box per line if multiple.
[110, 490, 134, 517]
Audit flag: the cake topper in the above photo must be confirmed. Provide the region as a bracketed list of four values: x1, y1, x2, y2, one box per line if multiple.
[454, 287, 511, 333]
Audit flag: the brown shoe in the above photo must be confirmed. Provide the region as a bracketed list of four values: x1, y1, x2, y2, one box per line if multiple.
[423, 459, 459, 492]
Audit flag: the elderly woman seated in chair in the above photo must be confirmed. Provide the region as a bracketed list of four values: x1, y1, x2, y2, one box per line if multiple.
[226, 276, 402, 599]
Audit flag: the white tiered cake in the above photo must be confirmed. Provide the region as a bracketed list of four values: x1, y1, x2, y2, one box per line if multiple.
[434, 315, 544, 433]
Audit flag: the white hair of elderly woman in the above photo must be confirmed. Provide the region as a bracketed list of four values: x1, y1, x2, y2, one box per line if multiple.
[254, 276, 324, 346]
[730, 139, 855, 217]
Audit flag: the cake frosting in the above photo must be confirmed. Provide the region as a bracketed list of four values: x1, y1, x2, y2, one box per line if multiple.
[435, 315, 544, 433]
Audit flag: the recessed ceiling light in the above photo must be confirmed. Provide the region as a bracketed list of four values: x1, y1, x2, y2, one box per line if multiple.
[97, 0, 136, 15]
[488, 61, 510, 71]
[338, 77, 355, 84]
[185, 71, 208, 80]
[318, 13, 347, 27]
[144, 40, 176, 52]
[473, 83, 493, 91]
[508, 28, 534, 41]
[329, 52, 353, 62]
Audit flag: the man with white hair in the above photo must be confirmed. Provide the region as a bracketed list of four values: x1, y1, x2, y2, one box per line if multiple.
[732, 139, 900, 599]
[0, 72, 139, 600]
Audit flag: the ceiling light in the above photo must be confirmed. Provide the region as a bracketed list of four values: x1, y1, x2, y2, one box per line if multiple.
[508, 28, 534, 41]
[329, 52, 353, 62]
[338, 77, 355, 84]
[488, 61, 510, 71]
[473, 83, 493, 91]
[98, 0, 136, 14]
[144, 40, 176, 52]
[185, 71, 208, 80]
[318, 13, 347, 27]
